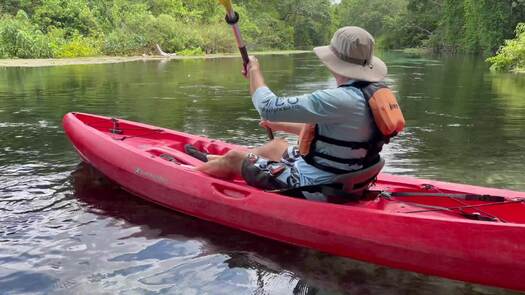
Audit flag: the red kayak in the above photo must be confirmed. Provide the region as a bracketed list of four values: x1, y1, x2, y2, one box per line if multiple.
[63, 112, 525, 291]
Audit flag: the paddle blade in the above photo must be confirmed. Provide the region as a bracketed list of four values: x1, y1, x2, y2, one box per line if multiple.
[218, 0, 233, 12]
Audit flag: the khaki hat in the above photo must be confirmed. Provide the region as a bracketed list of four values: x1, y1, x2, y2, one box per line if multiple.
[314, 26, 387, 82]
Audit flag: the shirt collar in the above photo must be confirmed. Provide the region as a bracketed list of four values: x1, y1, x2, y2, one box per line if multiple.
[338, 79, 356, 88]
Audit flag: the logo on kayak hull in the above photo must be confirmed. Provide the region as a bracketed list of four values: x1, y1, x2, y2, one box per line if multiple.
[135, 167, 167, 184]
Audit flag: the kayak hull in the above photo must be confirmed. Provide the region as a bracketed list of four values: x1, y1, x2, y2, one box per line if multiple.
[63, 112, 525, 291]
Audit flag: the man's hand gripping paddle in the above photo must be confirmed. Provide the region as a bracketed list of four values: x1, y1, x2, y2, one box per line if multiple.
[218, 0, 274, 140]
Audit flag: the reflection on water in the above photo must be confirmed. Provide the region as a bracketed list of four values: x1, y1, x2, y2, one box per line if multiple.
[0, 52, 524, 294]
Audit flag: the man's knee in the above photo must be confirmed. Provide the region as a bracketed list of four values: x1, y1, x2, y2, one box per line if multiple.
[224, 150, 247, 162]
[271, 138, 287, 144]
[270, 138, 289, 149]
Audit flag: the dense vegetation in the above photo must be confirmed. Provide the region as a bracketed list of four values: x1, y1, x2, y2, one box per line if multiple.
[1, 0, 525, 71]
[487, 23, 525, 73]
[0, 0, 333, 58]
[336, 0, 525, 55]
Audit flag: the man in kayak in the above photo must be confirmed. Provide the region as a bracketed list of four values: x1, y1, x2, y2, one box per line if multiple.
[190, 26, 402, 200]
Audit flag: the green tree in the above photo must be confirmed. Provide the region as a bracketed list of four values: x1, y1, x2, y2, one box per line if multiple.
[463, 0, 510, 54]
[336, 0, 407, 36]
[441, 0, 465, 53]
[0, 10, 53, 58]
[0, 0, 41, 15]
[33, 0, 100, 36]
[335, 0, 409, 48]
[278, 0, 332, 47]
[487, 23, 525, 72]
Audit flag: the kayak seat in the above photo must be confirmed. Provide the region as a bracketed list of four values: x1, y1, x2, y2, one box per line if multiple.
[333, 157, 385, 197]
[272, 158, 385, 203]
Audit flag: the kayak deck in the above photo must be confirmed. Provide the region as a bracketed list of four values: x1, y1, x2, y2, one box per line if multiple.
[76, 112, 525, 224]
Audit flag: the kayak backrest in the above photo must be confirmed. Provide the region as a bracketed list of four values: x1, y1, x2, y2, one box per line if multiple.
[333, 158, 385, 196]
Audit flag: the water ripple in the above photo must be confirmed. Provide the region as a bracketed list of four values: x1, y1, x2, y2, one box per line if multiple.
[0, 171, 73, 214]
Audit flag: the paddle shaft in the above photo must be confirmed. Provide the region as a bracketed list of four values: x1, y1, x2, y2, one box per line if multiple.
[226, 10, 249, 71]
[223, 8, 274, 140]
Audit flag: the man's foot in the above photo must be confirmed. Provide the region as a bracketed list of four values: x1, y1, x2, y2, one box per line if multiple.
[184, 144, 208, 162]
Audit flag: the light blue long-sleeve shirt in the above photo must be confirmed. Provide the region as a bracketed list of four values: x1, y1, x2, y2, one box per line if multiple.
[252, 83, 376, 186]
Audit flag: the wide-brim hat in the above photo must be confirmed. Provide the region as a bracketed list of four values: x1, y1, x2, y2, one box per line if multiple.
[314, 26, 387, 82]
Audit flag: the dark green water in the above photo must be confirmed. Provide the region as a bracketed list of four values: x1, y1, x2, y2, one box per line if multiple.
[0, 52, 524, 294]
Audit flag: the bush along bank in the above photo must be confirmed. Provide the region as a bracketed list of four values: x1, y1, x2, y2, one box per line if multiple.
[0, 0, 333, 59]
[487, 23, 525, 73]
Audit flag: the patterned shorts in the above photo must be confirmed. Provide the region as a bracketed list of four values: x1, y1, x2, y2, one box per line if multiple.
[241, 146, 301, 191]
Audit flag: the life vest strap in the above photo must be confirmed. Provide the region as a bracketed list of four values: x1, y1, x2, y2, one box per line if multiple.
[315, 134, 371, 150]
[309, 151, 367, 166]
[303, 153, 381, 175]
[303, 156, 360, 174]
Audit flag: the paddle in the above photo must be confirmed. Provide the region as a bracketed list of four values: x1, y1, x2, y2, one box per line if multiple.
[218, 0, 274, 140]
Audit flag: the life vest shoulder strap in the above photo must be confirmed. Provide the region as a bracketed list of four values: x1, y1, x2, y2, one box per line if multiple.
[339, 81, 388, 103]
[342, 81, 405, 139]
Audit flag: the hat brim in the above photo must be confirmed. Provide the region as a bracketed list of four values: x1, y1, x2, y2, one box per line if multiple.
[313, 46, 387, 82]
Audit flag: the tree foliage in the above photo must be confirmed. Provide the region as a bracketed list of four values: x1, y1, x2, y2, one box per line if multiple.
[487, 23, 525, 73]
[0, 0, 524, 62]
[408, 0, 525, 54]
[0, 10, 53, 58]
[0, 0, 333, 58]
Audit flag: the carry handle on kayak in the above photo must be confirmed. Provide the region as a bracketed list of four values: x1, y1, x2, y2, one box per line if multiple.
[212, 183, 251, 199]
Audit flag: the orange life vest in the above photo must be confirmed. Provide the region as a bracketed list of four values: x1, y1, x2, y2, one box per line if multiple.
[299, 81, 405, 174]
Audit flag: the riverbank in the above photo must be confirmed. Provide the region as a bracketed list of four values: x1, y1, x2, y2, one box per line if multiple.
[0, 50, 310, 68]
[398, 47, 433, 55]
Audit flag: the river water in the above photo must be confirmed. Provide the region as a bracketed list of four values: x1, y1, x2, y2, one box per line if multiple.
[1, 52, 524, 294]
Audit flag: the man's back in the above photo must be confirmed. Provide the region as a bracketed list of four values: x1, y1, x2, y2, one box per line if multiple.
[252, 83, 377, 186]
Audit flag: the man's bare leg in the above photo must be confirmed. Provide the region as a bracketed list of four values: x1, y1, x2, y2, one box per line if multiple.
[196, 138, 289, 179]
